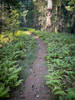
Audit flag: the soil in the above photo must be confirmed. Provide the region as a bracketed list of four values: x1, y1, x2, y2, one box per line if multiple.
[8, 34, 54, 100]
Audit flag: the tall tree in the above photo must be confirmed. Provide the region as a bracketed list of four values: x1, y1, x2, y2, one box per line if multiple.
[45, 0, 53, 32]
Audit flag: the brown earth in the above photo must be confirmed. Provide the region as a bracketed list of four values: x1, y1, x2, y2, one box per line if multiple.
[19, 34, 53, 100]
[8, 34, 54, 100]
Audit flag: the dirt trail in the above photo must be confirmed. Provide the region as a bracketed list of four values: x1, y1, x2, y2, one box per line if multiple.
[9, 34, 53, 100]
[20, 34, 52, 100]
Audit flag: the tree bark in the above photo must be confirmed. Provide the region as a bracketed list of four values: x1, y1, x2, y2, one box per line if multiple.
[45, 0, 53, 32]
[47, 0, 52, 10]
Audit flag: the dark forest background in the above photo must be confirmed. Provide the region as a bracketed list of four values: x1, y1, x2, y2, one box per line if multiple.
[0, 0, 75, 34]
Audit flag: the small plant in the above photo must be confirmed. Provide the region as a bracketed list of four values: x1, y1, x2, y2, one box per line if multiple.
[0, 60, 22, 98]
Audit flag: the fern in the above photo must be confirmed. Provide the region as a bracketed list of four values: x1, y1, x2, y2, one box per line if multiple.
[66, 88, 75, 100]
[15, 80, 23, 87]
[0, 32, 37, 98]
[34, 31, 75, 100]
[54, 90, 66, 96]
[0, 84, 9, 98]
[53, 86, 62, 93]
[59, 96, 64, 100]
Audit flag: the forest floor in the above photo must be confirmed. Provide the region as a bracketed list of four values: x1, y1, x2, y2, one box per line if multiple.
[9, 33, 53, 100]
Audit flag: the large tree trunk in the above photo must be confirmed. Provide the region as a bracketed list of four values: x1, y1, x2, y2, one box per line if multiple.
[45, 0, 53, 32]
[47, 0, 52, 10]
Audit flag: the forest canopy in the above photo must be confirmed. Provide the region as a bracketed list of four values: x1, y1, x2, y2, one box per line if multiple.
[0, 0, 75, 33]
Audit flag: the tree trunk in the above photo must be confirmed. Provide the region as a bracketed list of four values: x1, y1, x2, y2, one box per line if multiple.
[45, 0, 53, 32]
[47, 0, 52, 10]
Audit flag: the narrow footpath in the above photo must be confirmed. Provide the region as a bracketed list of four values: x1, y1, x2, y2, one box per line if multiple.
[21, 34, 52, 100]
[9, 33, 53, 100]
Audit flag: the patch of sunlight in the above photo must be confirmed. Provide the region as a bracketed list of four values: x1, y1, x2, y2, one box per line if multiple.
[0, 32, 14, 43]
[27, 28, 35, 32]
[24, 27, 35, 32]
[15, 30, 31, 36]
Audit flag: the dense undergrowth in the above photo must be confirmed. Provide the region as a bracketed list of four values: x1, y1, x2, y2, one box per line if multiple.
[0, 30, 37, 98]
[33, 31, 75, 100]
